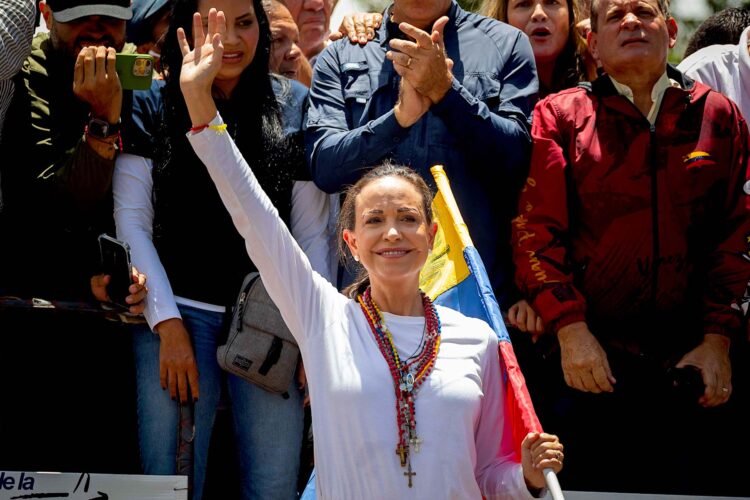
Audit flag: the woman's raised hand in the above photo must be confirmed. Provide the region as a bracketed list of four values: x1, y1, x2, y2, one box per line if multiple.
[178, 8, 224, 124]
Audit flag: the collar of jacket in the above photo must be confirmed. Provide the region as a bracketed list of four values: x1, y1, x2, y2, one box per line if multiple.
[380, 0, 462, 47]
[588, 63, 709, 118]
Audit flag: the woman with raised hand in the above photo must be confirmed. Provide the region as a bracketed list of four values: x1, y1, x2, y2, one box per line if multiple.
[178, 8, 564, 499]
[114, 0, 330, 497]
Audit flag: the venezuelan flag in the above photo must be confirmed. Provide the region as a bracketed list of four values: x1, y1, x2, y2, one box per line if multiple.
[420, 165, 542, 460]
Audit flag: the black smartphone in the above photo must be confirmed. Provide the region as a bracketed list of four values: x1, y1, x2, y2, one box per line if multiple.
[667, 365, 705, 401]
[98, 233, 133, 309]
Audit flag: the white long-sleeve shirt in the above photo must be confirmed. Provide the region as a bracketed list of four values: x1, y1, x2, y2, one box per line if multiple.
[186, 114, 538, 499]
[113, 153, 331, 329]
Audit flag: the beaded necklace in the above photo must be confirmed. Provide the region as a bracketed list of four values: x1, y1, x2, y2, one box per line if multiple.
[357, 287, 441, 488]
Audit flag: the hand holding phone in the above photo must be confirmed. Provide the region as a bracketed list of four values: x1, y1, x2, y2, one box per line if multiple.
[115, 53, 154, 90]
[99, 233, 134, 309]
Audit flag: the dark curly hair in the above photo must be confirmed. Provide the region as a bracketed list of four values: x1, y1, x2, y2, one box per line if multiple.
[684, 8, 750, 58]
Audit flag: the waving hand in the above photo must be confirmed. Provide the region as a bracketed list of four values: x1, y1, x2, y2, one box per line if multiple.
[178, 8, 225, 102]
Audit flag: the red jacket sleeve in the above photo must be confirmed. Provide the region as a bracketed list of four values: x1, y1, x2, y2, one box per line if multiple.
[512, 97, 587, 333]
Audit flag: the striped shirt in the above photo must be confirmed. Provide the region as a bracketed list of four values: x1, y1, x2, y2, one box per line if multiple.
[0, 0, 35, 207]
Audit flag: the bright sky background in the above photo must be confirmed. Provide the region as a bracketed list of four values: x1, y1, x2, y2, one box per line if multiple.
[672, 0, 713, 20]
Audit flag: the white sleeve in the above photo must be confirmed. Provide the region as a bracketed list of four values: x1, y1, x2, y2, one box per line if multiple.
[113, 153, 181, 331]
[291, 180, 332, 283]
[474, 329, 540, 499]
[677, 48, 724, 91]
[187, 115, 345, 346]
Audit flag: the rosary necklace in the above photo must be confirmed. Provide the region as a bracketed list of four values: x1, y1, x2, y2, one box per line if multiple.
[357, 287, 441, 488]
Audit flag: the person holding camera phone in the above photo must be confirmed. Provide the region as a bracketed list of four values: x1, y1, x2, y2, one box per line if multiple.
[113, 0, 331, 497]
[0, 0, 151, 474]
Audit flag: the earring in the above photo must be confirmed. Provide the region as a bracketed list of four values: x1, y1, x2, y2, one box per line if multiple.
[354, 255, 360, 262]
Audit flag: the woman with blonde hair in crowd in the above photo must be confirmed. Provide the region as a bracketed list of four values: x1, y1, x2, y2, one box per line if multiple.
[482, 0, 594, 95]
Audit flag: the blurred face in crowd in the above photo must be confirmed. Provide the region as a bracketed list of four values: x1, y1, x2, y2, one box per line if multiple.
[588, 0, 676, 79]
[284, 0, 335, 58]
[507, 0, 570, 65]
[268, 1, 303, 80]
[197, 0, 260, 95]
[41, 2, 126, 61]
[139, 7, 171, 56]
[391, 0, 452, 30]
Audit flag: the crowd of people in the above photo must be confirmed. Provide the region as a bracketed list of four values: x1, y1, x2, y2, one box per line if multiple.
[1, 0, 749, 498]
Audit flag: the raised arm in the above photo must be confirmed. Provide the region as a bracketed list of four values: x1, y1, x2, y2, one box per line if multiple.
[178, 8, 342, 343]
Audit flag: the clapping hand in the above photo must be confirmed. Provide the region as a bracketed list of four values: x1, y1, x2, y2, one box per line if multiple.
[387, 16, 453, 104]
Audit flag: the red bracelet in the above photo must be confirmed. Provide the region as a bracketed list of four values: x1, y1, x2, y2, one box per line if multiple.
[190, 124, 209, 133]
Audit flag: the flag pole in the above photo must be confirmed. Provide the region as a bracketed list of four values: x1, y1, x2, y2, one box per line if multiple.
[544, 468, 564, 499]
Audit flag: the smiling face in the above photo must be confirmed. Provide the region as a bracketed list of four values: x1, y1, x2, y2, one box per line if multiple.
[507, 0, 570, 65]
[588, 0, 676, 79]
[197, 0, 259, 95]
[343, 176, 436, 290]
[268, 1, 302, 80]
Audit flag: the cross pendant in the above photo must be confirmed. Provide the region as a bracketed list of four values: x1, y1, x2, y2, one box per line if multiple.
[396, 444, 408, 467]
[410, 436, 423, 453]
[404, 461, 416, 488]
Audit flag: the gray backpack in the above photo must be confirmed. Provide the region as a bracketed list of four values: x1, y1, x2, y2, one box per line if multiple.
[217, 272, 299, 398]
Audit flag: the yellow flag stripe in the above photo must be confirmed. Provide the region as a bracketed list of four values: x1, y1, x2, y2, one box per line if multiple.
[419, 166, 472, 300]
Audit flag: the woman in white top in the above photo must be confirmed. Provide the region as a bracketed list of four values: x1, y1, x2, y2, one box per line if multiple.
[177, 8, 564, 498]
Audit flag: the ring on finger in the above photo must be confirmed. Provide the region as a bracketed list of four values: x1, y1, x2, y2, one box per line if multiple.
[721, 387, 729, 393]
[406, 57, 412, 68]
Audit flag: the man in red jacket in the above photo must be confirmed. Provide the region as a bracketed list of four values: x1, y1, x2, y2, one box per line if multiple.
[513, 0, 750, 494]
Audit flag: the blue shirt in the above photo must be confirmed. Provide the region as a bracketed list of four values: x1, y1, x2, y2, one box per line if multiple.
[305, 1, 538, 306]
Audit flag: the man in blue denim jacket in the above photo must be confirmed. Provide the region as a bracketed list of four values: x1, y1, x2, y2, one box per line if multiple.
[306, 0, 538, 309]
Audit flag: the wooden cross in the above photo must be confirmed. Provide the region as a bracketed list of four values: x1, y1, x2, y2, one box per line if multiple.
[404, 462, 416, 488]
[396, 445, 407, 467]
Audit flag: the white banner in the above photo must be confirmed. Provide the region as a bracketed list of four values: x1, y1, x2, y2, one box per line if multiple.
[0, 471, 187, 500]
